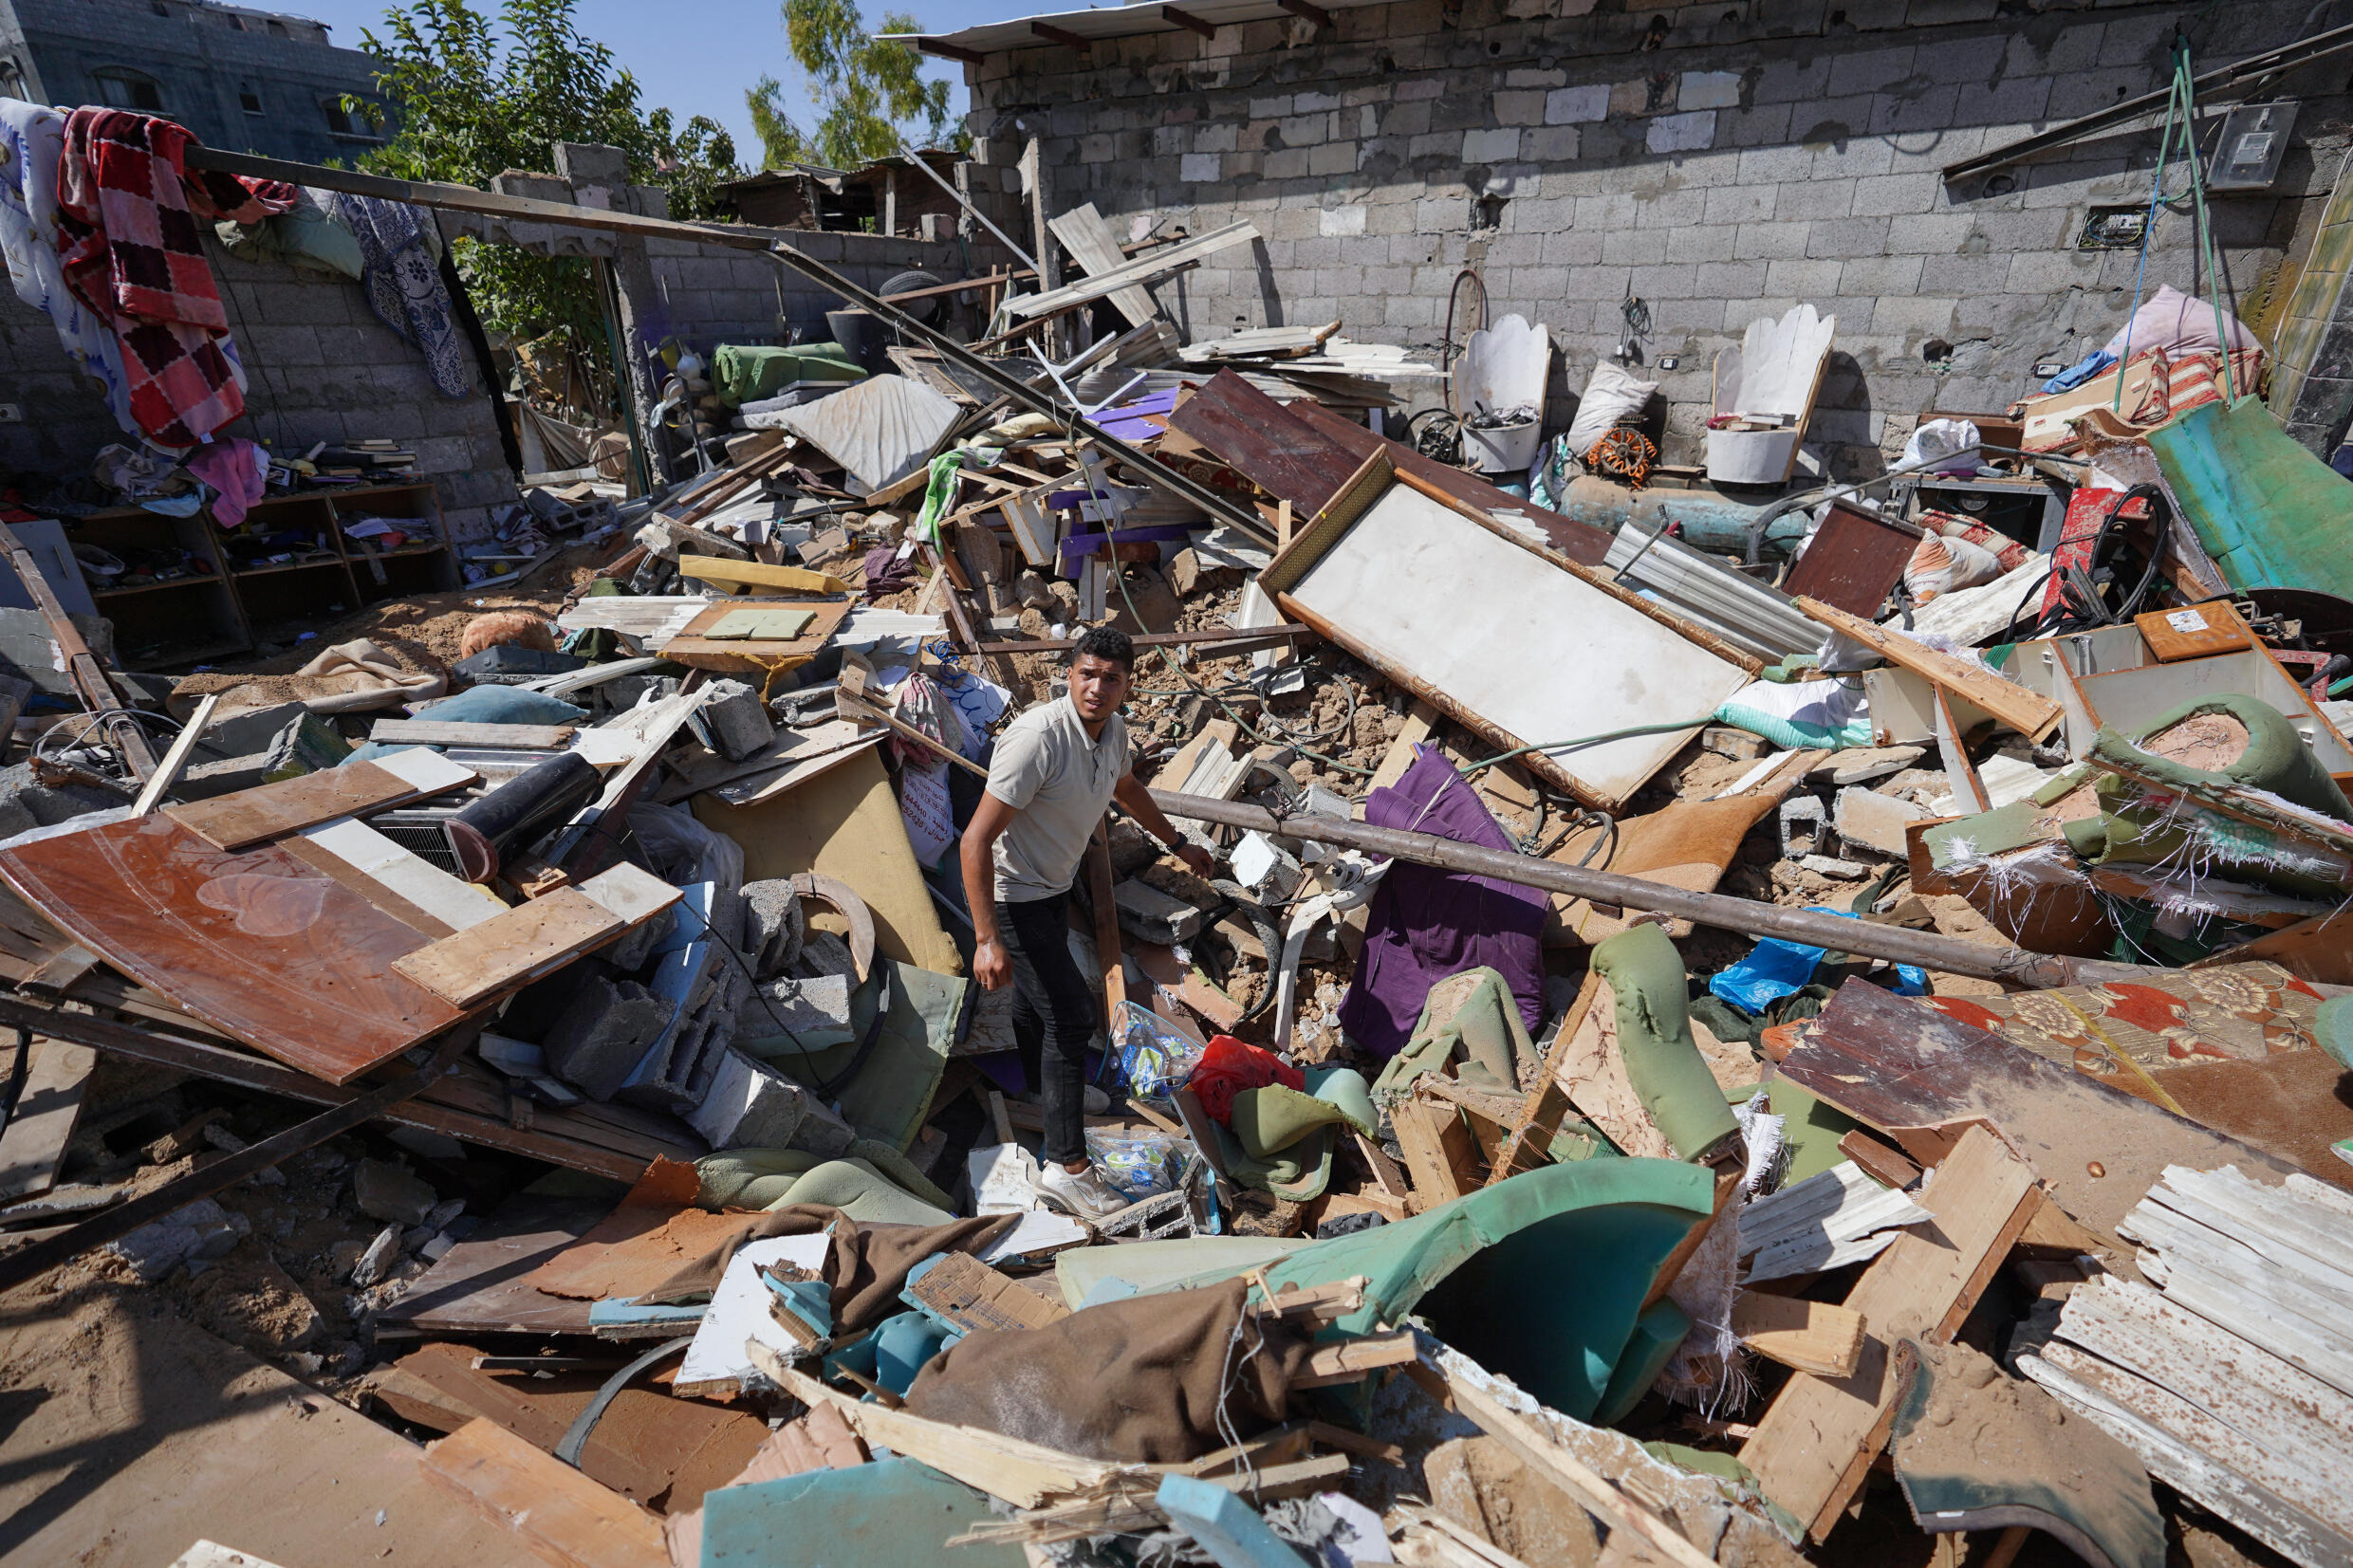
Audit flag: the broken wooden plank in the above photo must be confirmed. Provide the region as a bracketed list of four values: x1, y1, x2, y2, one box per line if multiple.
[675, 556, 851, 596]
[1006, 221, 1259, 319]
[753, 1347, 1113, 1508]
[1838, 1129, 1923, 1190]
[369, 719, 578, 750]
[162, 752, 474, 850]
[1732, 1295, 1867, 1378]
[420, 1418, 668, 1568]
[1389, 1098, 1475, 1209]
[393, 867, 677, 1007]
[1291, 1329, 1422, 1388]
[1795, 597, 2063, 742]
[1738, 1125, 2042, 1540]
[0, 1038, 95, 1202]
[1048, 200, 1161, 328]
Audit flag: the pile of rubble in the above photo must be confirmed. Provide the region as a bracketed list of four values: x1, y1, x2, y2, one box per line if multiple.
[2, 161, 2352, 1568]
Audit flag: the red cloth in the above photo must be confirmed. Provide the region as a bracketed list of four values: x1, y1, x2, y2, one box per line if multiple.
[1189, 1035, 1304, 1125]
[55, 109, 294, 448]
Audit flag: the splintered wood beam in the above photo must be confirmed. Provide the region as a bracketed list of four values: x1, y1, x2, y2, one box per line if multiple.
[1275, 0, 1333, 25]
[1160, 4, 1218, 36]
[1031, 20, 1091, 49]
[916, 37, 984, 64]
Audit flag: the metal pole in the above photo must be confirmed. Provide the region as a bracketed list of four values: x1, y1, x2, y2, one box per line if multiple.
[1147, 789, 2160, 988]
[896, 142, 1038, 272]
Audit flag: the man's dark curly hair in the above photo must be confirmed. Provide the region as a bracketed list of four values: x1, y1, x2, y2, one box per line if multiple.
[1071, 624, 1135, 671]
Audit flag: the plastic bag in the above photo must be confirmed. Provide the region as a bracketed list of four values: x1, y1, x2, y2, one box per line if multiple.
[1112, 1001, 1204, 1098]
[1898, 417, 1980, 477]
[1189, 1034, 1306, 1125]
[1563, 360, 1659, 453]
[1084, 1126, 1186, 1198]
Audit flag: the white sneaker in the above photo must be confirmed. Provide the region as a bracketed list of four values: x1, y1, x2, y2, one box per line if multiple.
[1032, 1160, 1134, 1222]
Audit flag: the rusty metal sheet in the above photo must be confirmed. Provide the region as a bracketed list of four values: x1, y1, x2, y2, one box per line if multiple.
[1781, 500, 1918, 616]
[0, 815, 466, 1083]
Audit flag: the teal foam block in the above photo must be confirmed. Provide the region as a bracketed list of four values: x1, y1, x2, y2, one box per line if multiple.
[1154, 1473, 1310, 1568]
[700, 1458, 1024, 1568]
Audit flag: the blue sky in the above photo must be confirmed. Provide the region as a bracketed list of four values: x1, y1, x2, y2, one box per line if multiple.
[288, 0, 1006, 163]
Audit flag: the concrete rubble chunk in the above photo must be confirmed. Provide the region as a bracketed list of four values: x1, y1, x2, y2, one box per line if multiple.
[351, 1157, 436, 1227]
[1113, 877, 1211, 944]
[697, 677, 777, 762]
[734, 972, 855, 1045]
[108, 1198, 246, 1282]
[688, 1046, 856, 1156]
[1807, 746, 1927, 787]
[542, 975, 676, 1101]
[351, 1223, 402, 1286]
[1834, 785, 1936, 860]
[740, 878, 807, 979]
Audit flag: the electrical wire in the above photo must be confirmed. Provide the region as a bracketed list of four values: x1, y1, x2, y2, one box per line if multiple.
[1456, 715, 1726, 775]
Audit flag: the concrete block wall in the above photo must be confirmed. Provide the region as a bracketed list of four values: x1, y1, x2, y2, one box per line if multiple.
[962, 0, 2350, 475]
[645, 230, 984, 353]
[0, 238, 513, 542]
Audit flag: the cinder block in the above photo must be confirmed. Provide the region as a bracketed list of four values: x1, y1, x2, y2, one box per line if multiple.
[544, 975, 676, 1100]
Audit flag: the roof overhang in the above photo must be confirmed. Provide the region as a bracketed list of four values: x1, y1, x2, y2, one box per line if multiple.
[880, 0, 1387, 64]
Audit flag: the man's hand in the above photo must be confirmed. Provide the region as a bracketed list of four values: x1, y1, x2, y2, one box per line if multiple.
[973, 937, 1012, 990]
[1173, 842, 1216, 879]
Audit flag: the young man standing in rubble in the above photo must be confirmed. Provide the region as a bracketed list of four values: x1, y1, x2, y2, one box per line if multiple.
[960, 625, 1214, 1221]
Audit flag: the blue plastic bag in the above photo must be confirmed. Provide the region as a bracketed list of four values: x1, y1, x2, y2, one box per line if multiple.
[1111, 1001, 1204, 1098]
[1708, 908, 1928, 1015]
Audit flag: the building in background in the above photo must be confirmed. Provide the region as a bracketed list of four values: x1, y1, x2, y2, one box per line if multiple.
[0, 0, 388, 166]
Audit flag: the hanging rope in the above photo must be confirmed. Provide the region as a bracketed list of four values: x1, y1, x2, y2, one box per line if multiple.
[2115, 30, 2240, 412]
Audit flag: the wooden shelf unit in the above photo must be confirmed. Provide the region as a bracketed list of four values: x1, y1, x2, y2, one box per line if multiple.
[68, 482, 455, 670]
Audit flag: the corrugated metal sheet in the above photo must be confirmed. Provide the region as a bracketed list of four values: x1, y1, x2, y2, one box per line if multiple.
[881, 0, 1394, 57]
[1603, 525, 1821, 661]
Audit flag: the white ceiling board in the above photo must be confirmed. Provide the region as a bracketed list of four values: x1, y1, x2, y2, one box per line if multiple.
[774, 375, 963, 496]
[1287, 485, 1750, 809]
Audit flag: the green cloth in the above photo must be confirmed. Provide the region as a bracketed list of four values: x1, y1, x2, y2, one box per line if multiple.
[695, 1151, 953, 1226]
[1592, 925, 1741, 1162]
[217, 199, 365, 280]
[1592, 1298, 1692, 1426]
[1372, 967, 1538, 1105]
[768, 960, 959, 1153]
[713, 342, 865, 407]
[1170, 1158, 1714, 1421]
[2086, 713, 2353, 897]
[1229, 1069, 1377, 1159]
[2149, 395, 2353, 600]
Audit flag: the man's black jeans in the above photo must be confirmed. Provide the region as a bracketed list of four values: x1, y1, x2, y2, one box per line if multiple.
[999, 888, 1095, 1165]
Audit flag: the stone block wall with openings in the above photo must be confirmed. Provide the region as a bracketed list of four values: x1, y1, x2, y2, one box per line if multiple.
[959, 0, 2348, 475]
[644, 231, 983, 355]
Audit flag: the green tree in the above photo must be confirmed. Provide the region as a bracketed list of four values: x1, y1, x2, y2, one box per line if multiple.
[355, 0, 742, 343]
[746, 0, 959, 172]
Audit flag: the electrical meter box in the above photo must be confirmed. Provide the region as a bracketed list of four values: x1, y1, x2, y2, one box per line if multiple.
[2208, 101, 2298, 192]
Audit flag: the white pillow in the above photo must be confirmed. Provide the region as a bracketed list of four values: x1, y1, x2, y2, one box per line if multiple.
[1562, 360, 1659, 453]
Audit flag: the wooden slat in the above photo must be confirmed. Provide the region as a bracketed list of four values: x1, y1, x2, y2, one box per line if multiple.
[1047, 200, 1161, 328]
[2055, 1275, 2353, 1483]
[163, 755, 472, 850]
[420, 1419, 668, 1568]
[0, 1038, 94, 1201]
[370, 719, 578, 750]
[1005, 221, 1258, 318]
[1738, 1126, 2040, 1540]
[2020, 1350, 2353, 1568]
[393, 887, 625, 1007]
[1795, 596, 2063, 742]
[1731, 1295, 1867, 1377]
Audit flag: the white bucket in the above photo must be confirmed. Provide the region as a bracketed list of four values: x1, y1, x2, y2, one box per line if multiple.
[1462, 416, 1543, 473]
